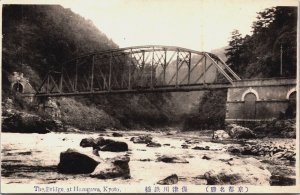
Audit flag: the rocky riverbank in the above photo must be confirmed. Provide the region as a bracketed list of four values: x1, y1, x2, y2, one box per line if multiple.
[1, 108, 85, 134]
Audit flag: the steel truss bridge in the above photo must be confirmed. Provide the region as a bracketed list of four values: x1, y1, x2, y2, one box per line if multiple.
[35, 45, 241, 97]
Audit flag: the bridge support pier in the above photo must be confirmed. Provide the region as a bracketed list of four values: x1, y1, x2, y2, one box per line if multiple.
[225, 78, 296, 128]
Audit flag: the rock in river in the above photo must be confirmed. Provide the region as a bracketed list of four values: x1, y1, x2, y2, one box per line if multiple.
[100, 141, 128, 152]
[227, 124, 256, 139]
[146, 141, 162, 147]
[227, 145, 243, 154]
[202, 155, 211, 160]
[91, 156, 130, 179]
[213, 130, 230, 140]
[157, 155, 189, 163]
[80, 137, 128, 152]
[112, 132, 123, 137]
[130, 135, 152, 144]
[80, 137, 96, 147]
[157, 174, 179, 185]
[94, 137, 113, 146]
[57, 149, 99, 174]
[203, 158, 271, 185]
[193, 146, 210, 150]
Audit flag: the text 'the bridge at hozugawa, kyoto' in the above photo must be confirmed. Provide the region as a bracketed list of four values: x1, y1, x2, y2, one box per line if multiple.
[18, 45, 296, 127]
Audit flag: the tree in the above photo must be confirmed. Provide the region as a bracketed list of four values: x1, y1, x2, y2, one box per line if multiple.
[225, 6, 297, 78]
[225, 30, 244, 73]
[252, 7, 276, 35]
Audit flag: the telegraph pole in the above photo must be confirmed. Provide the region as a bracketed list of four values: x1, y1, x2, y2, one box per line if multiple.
[280, 44, 283, 76]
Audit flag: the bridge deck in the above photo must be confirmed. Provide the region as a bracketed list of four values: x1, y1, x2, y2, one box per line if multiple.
[24, 83, 231, 97]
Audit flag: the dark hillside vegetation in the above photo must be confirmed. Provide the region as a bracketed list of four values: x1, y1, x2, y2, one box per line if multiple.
[184, 6, 297, 130]
[225, 6, 297, 78]
[2, 4, 118, 93]
[1, 4, 189, 130]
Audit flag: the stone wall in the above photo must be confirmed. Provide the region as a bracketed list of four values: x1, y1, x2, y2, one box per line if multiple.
[226, 78, 297, 124]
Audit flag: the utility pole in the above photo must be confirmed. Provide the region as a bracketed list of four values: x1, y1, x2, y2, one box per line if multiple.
[280, 44, 283, 76]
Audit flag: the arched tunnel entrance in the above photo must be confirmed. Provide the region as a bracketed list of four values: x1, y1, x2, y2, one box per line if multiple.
[12, 82, 24, 93]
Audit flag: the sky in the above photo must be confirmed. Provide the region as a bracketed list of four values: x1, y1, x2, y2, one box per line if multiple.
[60, 0, 297, 51]
[3, 0, 298, 51]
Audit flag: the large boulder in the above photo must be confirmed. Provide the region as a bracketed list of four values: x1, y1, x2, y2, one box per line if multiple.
[91, 156, 130, 179]
[100, 141, 128, 152]
[80, 137, 96, 147]
[213, 130, 230, 140]
[94, 137, 114, 146]
[157, 155, 189, 163]
[157, 174, 178, 185]
[130, 135, 152, 144]
[57, 149, 99, 174]
[203, 158, 271, 185]
[80, 137, 128, 152]
[227, 124, 256, 139]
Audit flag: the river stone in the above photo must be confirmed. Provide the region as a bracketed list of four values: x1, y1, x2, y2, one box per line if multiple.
[227, 124, 256, 139]
[202, 155, 211, 160]
[92, 148, 100, 156]
[100, 141, 128, 152]
[193, 146, 209, 150]
[227, 146, 243, 154]
[112, 132, 123, 137]
[157, 155, 189, 163]
[213, 130, 230, 140]
[181, 144, 189, 149]
[185, 139, 200, 144]
[81, 137, 128, 152]
[95, 137, 117, 147]
[80, 137, 96, 147]
[58, 148, 99, 174]
[91, 156, 130, 179]
[130, 135, 152, 144]
[146, 142, 162, 147]
[157, 174, 178, 185]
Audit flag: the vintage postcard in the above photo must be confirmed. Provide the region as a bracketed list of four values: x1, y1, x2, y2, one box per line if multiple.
[1, 0, 299, 193]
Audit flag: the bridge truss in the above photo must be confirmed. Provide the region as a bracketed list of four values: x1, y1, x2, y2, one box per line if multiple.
[35, 45, 241, 97]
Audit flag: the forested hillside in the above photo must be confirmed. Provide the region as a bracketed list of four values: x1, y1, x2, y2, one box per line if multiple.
[225, 7, 297, 78]
[1, 5, 190, 130]
[184, 6, 297, 130]
[2, 5, 118, 94]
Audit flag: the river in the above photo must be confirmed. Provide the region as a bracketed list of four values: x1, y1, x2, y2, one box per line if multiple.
[1, 130, 296, 192]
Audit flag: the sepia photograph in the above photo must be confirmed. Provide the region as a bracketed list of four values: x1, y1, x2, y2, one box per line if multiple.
[1, 0, 299, 193]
